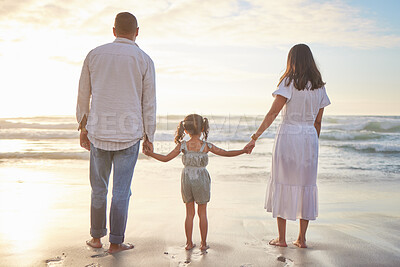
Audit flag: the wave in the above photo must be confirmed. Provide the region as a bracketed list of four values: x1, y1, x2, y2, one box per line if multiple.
[362, 121, 400, 133]
[324, 117, 400, 133]
[320, 131, 382, 141]
[0, 152, 89, 160]
[0, 131, 79, 140]
[0, 119, 77, 130]
[335, 143, 400, 154]
[0, 152, 148, 160]
[0, 129, 275, 142]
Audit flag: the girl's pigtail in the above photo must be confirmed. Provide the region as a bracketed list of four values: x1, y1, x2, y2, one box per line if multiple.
[175, 121, 185, 144]
[202, 117, 209, 141]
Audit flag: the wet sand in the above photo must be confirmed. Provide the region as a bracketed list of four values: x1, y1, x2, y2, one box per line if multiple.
[0, 157, 400, 267]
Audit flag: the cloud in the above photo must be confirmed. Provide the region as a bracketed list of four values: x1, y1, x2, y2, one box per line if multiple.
[139, 0, 400, 49]
[1, 0, 400, 49]
[1, 0, 399, 50]
[0, 0, 34, 17]
[50, 56, 82, 66]
[156, 64, 273, 82]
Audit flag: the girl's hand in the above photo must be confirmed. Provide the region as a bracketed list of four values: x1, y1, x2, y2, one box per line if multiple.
[243, 147, 251, 154]
[244, 139, 256, 154]
[142, 145, 151, 156]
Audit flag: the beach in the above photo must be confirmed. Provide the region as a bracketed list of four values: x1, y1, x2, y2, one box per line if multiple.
[0, 115, 399, 266]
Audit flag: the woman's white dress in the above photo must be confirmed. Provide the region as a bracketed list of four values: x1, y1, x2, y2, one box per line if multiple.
[265, 78, 330, 221]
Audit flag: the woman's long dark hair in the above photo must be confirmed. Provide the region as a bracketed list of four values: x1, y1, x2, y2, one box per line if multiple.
[175, 114, 209, 144]
[278, 44, 325, 90]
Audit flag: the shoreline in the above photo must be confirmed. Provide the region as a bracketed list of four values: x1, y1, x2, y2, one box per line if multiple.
[0, 160, 399, 266]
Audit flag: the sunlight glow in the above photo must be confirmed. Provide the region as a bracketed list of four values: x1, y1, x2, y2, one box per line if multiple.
[0, 169, 60, 254]
[1, 0, 399, 116]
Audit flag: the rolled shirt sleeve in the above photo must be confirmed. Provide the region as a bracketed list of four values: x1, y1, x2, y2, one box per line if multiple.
[142, 58, 156, 143]
[76, 53, 91, 129]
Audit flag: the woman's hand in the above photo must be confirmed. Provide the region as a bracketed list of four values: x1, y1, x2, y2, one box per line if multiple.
[244, 139, 256, 154]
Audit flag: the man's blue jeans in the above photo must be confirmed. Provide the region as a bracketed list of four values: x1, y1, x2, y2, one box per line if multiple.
[89, 141, 139, 244]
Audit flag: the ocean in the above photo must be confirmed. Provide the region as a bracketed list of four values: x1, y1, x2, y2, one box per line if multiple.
[0, 115, 399, 183]
[1, 115, 400, 266]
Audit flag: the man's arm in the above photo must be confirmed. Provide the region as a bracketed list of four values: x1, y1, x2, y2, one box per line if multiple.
[142, 58, 156, 144]
[76, 53, 91, 130]
[76, 53, 91, 151]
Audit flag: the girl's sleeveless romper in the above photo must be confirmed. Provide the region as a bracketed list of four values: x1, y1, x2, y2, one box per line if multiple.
[180, 141, 212, 204]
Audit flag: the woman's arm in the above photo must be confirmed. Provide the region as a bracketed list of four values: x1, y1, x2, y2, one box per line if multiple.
[245, 95, 287, 151]
[209, 144, 247, 157]
[144, 143, 181, 162]
[314, 108, 324, 138]
[254, 95, 287, 138]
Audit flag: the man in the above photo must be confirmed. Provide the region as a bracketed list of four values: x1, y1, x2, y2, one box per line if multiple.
[76, 12, 156, 253]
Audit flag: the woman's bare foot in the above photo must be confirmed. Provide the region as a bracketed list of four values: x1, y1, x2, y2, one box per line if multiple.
[107, 243, 134, 254]
[185, 242, 196, 250]
[268, 238, 287, 247]
[86, 238, 102, 248]
[293, 240, 307, 248]
[200, 242, 209, 251]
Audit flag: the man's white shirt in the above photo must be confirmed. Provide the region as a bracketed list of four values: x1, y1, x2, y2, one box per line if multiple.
[76, 37, 156, 151]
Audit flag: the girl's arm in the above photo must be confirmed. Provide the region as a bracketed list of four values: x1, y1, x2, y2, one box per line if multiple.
[245, 95, 287, 151]
[144, 143, 181, 162]
[314, 108, 324, 138]
[209, 144, 247, 157]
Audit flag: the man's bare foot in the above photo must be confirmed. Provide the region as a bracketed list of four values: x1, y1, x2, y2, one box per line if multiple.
[86, 238, 102, 248]
[200, 242, 209, 251]
[268, 238, 287, 247]
[107, 243, 134, 254]
[185, 242, 196, 250]
[293, 240, 307, 248]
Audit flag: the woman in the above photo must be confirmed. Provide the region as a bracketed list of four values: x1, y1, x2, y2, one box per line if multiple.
[246, 44, 330, 248]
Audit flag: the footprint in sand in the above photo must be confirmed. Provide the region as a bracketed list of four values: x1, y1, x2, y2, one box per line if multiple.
[90, 252, 109, 258]
[277, 255, 294, 266]
[45, 252, 66, 266]
[85, 263, 101, 267]
[244, 240, 264, 248]
[164, 245, 207, 267]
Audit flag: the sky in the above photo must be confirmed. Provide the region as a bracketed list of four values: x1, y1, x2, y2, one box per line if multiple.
[0, 0, 399, 117]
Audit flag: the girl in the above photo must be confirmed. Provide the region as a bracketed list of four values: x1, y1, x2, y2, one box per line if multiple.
[143, 114, 249, 251]
[245, 44, 330, 248]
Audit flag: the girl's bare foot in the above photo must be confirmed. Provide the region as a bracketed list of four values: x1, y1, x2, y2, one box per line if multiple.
[293, 240, 307, 248]
[107, 243, 134, 254]
[86, 238, 102, 248]
[200, 242, 209, 251]
[268, 238, 287, 247]
[185, 242, 196, 250]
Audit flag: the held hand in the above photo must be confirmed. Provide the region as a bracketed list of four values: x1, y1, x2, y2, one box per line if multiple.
[142, 137, 153, 156]
[143, 140, 153, 153]
[244, 139, 256, 154]
[80, 130, 90, 151]
[243, 146, 252, 154]
[143, 146, 151, 156]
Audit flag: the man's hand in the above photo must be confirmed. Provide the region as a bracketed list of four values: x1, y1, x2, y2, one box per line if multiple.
[80, 130, 90, 151]
[244, 139, 256, 154]
[142, 135, 153, 155]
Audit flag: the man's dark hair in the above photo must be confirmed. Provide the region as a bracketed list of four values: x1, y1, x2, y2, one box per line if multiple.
[114, 12, 137, 35]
